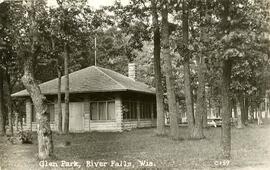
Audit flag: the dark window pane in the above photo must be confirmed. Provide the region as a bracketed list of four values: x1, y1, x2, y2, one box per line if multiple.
[90, 102, 98, 120]
[123, 101, 129, 120]
[48, 104, 55, 122]
[132, 102, 137, 119]
[32, 105, 36, 122]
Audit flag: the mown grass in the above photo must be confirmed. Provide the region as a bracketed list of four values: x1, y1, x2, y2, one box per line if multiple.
[0, 123, 270, 170]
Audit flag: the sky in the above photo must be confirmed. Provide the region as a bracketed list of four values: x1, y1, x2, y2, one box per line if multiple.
[47, 0, 130, 9]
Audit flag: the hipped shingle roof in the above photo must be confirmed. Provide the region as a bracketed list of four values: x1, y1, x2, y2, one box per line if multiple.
[12, 66, 155, 97]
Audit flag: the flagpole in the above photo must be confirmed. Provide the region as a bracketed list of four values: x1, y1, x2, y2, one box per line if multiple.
[94, 37, 97, 66]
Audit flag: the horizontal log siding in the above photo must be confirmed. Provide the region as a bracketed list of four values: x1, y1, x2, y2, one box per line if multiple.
[123, 119, 157, 130]
[89, 121, 120, 132]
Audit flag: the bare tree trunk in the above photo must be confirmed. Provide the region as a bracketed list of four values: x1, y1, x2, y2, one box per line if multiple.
[22, 0, 53, 158]
[0, 68, 5, 135]
[182, 0, 195, 138]
[193, 55, 205, 139]
[258, 103, 263, 125]
[63, 43, 69, 134]
[265, 95, 268, 119]
[4, 72, 13, 136]
[151, 0, 165, 136]
[237, 95, 244, 128]
[15, 111, 19, 131]
[250, 105, 254, 121]
[202, 97, 208, 128]
[221, 59, 232, 159]
[161, 1, 179, 139]
[204, 93, 211, 128]
[232, 98, 238, 118]
[243, 97, 249, 125]
[22, 56, 53, 159]
[236, 97, 243, 129]
[20, 113, 23, 131]
[57, 65, 62, 133]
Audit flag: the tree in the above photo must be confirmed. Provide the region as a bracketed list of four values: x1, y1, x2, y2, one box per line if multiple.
[57, 60, 63, 133]
[219, 0, 232, 159]
[0, 67, 5, 135]
[161, 1, 179, 139]
[151, 0, 165, 135]
[19, 0, 53, 159]
[4, 70, 13, 135]
[63, 42, 69, 134]
[180, 0, 204, 139]
[50, 36, 63, 133]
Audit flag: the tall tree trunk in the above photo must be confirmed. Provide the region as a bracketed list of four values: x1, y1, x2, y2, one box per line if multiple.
[243, 97, 249, 125]
[161, 1, 179, 139]
[236, 97, 243, 128]
[15, 111, 19, 131]
[151, 0, 165, 136]
[0, 68, 5, 135]
[181, 0, 195, 137]
[22, 56, 53, 159]
[63, 43, 69, 134]
[51, 37, 63, 133]
[220, 59, 232, 159]
[232, 97, 237, 119]
[250, 105, 254, 121]
[22, 0, 53, 158]
[202, 99, 208, 128]
[57, 65, 62, 133]
[220, 0, 232, 159]
[204, 92, 211, 128]
[237, 95, 244, 128]
[258, 103, 263, 125]
[4, 72, 13, 136]
[193, 55, 205, 139]
[265, 95, 268, 119]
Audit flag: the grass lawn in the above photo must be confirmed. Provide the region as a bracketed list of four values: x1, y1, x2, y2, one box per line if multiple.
[0, 123, 270, 170]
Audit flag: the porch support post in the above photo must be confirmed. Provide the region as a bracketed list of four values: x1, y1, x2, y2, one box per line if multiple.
[137, 100, 140, 128]
[151, 102, 154, 127]
[25, 98, 32, 131]
[115, 95, 123, 132]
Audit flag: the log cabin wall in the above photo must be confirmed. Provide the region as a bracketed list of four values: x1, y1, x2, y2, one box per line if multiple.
[26, 92, 156, 132]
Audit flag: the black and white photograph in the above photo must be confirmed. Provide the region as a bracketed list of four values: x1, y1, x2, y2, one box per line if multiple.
[0, 0, 270, 169]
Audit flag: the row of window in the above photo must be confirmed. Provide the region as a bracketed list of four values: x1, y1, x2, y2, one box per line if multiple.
[122, 101, 155, 120]
[31, 101, 155, 122]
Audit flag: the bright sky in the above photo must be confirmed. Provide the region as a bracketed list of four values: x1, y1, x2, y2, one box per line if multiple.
[47, 0, 130, 9]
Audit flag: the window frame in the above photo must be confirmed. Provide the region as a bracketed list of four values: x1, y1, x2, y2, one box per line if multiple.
[90, 100, 116, 121]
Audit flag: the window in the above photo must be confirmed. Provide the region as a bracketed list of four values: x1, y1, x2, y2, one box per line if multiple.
[140, 102, 153, 119]
[99, 102, 106, 120]
[32, 105, 36, 122]
[48, 104, 55, 123]
[123, 101, 137, 120]
[90, 101, 115, 120]
[90, 102, 98, 120]
[107, 101, 115, 120]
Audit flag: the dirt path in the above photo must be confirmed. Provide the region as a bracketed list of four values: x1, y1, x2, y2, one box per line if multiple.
[0, 138, 40, 170]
